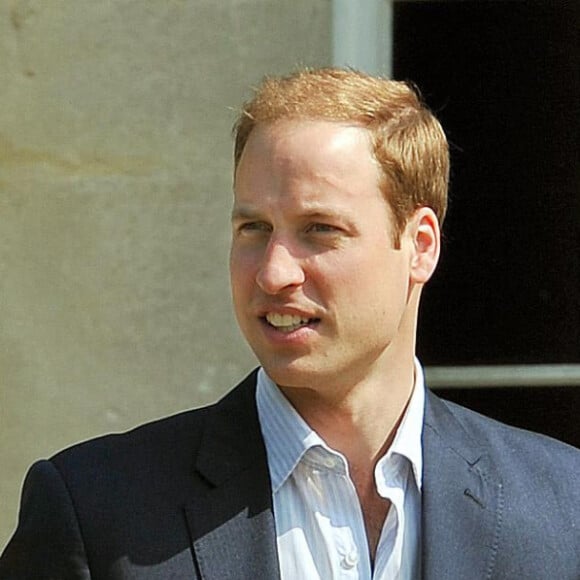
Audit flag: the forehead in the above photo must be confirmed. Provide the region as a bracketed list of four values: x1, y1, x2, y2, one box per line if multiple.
[242, 118, 372, 155]
[234, 120, 379, 189]
[232, 120, 391, 222]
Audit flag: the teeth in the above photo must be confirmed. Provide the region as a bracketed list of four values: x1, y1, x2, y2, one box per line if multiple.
[266, 313, 311, 332]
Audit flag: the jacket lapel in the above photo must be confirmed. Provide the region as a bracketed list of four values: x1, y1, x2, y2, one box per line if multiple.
[184, 371, 280, 580]
[184, 375, 505, 579]
[421, 391, 503, 580]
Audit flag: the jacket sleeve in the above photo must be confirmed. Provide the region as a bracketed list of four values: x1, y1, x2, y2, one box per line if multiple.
[0, 460, 91, 580]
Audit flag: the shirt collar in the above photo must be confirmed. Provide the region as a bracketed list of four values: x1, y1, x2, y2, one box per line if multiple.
[256, 368, 325, 492]
[384, 360, 425, 490]
[256, 360, 425, 493]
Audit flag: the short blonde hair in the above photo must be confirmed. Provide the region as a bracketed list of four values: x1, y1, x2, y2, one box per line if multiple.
[234, 68, 449, 243]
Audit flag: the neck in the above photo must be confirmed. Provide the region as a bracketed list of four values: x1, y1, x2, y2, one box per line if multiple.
[279, 347, 416, 558]
[280, 349, 416, 476]
[278, 286, 421, 475]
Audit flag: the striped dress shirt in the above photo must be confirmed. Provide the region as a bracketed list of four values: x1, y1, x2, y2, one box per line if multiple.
[256, 364, 425, 580]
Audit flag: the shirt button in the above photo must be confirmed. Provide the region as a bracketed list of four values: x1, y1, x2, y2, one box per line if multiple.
[341, 549, 359, 569]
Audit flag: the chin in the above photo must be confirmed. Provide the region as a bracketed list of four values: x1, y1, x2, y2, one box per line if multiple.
[258, 357, 320, 389]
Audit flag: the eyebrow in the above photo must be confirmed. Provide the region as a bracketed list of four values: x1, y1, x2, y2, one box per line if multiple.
[231, 203, 349, 221]
[230, 205, 261, 221]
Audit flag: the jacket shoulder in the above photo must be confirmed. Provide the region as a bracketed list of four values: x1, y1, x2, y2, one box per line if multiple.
[0, 371, 261, 578]
[436, 395, 579, 462]
[51, 369, 259, 478]
[425, 392, 580, 577]
[52, 403, 212, 475]
[429, 393, 580, 510]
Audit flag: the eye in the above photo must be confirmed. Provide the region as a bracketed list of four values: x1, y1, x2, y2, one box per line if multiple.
[236, 221, 272, 235]
[306, 223, 339, 234]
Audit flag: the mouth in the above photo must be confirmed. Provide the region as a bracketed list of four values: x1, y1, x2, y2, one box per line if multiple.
[264, 312, 320, 333]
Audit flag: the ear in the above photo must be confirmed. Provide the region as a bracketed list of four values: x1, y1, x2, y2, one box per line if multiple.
[408, 207, 441, 285]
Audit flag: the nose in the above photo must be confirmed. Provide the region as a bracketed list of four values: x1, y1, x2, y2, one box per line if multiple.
[256, 240, 305, 294]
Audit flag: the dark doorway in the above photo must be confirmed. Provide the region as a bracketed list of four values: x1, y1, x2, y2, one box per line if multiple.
[393, 1, 579, 445]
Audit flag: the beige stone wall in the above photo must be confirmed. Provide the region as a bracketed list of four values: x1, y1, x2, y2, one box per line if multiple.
[0, 0, 331, 549]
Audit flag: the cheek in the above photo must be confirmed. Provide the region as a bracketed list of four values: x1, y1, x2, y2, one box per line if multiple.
[317, 248, 383, 286]
[336, 251, 409, 306]
[304, 257, 364, 314]
[229, 253, 253, 299]
[230, 244, 256, 276]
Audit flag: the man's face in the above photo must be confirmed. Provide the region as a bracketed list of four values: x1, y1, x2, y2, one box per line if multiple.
[230, 120, 419, 394]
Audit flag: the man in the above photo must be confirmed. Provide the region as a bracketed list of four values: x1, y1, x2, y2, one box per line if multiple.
[1, 68, 579, 579]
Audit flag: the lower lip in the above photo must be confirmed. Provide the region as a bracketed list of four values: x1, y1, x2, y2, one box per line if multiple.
[259, 318, 320, 344]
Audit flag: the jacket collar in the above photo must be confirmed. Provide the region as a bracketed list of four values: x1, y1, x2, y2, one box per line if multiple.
[421, 390, 503, 579]
[184, 370, 280, 580]
[184, 371, 504, 580]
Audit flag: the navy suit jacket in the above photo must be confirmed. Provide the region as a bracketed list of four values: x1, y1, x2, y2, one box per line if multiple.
[1, 369, 579, 579]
